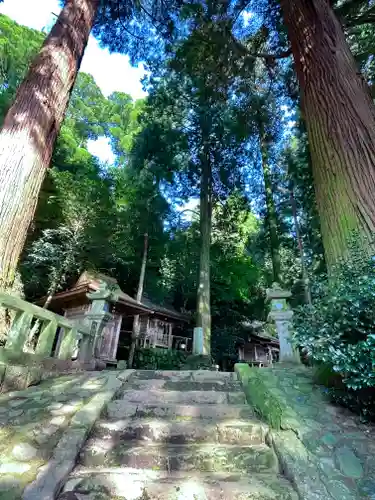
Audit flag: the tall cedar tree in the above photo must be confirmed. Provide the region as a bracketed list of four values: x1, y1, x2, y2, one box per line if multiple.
[258, 118, 281, 283]
[281, 0, 375, 266]
[197, 111, 212, 355]
[0, 0, 172, 289]
[0, 0, 98, 289]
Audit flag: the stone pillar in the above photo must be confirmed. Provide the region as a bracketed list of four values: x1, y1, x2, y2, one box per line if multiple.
[168, 323, 173, 349]
[84, 281, 114, 362]
[266, 282, 300, 363]
[193, 326, 204, 355]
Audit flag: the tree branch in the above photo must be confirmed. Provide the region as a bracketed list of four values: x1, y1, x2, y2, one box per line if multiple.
[139, 1, 169, 29]
[229, 31, 291, 62]
[341, 4, 375, 27]
[345, 14, 375, 27]
[253, 49, 292, 61]
[116, 0, 144, 41]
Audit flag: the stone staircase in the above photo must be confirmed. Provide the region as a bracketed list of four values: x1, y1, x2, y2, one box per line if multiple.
[59, 370, 298, 499]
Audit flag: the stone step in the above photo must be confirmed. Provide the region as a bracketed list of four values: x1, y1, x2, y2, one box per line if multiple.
[127, 378, 243, 392]
[79, 442, 278, 473]
[106, 401, 255, 420]
[60, 468, 298, 500]
[120, 389, 246, 405]
[92, 417, 267, 445]
[129, 370, 238, 382]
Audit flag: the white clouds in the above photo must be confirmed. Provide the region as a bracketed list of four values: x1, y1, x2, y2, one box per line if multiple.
[176, 198, 199, 222]
[0, 0, 148, 164]
[87, 137, 115, 165]
[242, 11, 254, 27]
[0, 0, 59, 31]
[0, 0, 147, 99]
[80, 36, 147, 99]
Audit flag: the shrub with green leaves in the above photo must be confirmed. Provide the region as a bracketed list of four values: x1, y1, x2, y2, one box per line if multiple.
[293, 244, 375, 396]
[133, 347, 187, 370]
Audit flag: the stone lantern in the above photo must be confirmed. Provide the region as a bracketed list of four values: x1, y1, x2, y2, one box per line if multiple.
[83, 281, 114, 364]
[266, 283, 300, 363]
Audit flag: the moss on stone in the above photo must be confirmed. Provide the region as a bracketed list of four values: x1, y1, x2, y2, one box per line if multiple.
[174, 415, 194, 421]
[235, 363, 297, 430]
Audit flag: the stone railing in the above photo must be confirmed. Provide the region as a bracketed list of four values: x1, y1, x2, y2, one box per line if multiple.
[0, 292, 96, 392]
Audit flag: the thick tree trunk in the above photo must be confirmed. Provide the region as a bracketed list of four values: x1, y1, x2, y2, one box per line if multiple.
[281, 0, 375, 268]
[128, 233, 148, 368]
[196, 144, 212, 356]
[289, 182, 312, 305]
[259, 123, 281, 283]
[0, 0, 98, 290]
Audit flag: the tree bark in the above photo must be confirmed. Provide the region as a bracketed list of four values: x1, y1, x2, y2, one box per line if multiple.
[0, 0, 99, 290]
[128, 233, 149, 368]
[196, 138, 212, 356]
[259, 122, 282, 283]
[280, 0, 375, 268]
[289, 181, 312, 305]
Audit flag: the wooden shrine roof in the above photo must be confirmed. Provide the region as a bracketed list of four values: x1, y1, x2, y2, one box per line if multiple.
[37, 271, 149, 315]
[141, 297, 190, 323]
[39, 271, 190, 322]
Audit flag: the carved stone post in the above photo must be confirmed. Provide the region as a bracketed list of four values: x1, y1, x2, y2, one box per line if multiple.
[84, 281, 114, 362]
[193, 326, 204, 355]
[266, 283, 300, 363]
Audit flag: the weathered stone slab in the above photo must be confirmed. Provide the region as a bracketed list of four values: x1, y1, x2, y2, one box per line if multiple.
[272, 430, 333, 499]
[235, 363, 375, 498]
[92, 418, 267, 445]
[60, 468, 298, 500]
[128, 370, 193, 381]
[1, 364, 29, 392]
[335, 446, 363, 479]
[192, 370, 237, 381]
[106, 401, 255, 420]
[120, 389, 241, 405]
[19, 370, 132, 500]
[163, 380, 243, 392]
[80, 442, 278, 472]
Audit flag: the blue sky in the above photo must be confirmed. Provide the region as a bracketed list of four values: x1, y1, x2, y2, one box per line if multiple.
[0, 0, 148, 164]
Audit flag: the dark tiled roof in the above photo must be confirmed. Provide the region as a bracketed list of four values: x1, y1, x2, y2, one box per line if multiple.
[140, 297, 190, 322]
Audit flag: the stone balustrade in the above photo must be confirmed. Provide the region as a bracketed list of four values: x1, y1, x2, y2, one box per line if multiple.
[0, 292, 96, 392]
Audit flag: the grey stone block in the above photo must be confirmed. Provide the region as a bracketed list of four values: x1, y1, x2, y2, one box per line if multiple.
[2, 364, 29, 392]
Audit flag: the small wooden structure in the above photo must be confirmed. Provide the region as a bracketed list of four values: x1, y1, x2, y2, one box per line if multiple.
[237, 321, 279, 367]
[43, 271, 190, 365]
[136, 298, 190, 350]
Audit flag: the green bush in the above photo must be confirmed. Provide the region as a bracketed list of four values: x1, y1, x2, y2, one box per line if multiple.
[182, 354, 213, 370]
[133, 347, 187, 370]
[293, 245, 375, 418]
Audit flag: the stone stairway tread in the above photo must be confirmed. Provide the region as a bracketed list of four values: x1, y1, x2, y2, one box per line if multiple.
[119, 389, 246, 405]
[56, 370, 299, 500]
[60, 467, 298, 500]
[80, 441, 278, 472]
[91, 417, 267, 445]
[127, 379, 243, 392]
[106, 401, 255, 420]
[128, 370, 238, 381]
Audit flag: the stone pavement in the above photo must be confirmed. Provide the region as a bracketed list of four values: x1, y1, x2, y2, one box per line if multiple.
[1, 366, 375, 499]
[0, 369, 129, 500]
[59, 370, 298, 499]
[237, 363, 375, 499]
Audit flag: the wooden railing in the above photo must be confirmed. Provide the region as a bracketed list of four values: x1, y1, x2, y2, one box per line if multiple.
[137, 332, 190, 351]
[0, 293, 94, 362]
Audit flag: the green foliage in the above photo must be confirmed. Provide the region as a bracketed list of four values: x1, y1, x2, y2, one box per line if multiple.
[182, 354, 213, 370]
[133, 347, 187, 370]
[294, 243, 375, 416]
[0, 14, 44, 121]
[0, 15, 168, 301]
[235, 363, 287, 430]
